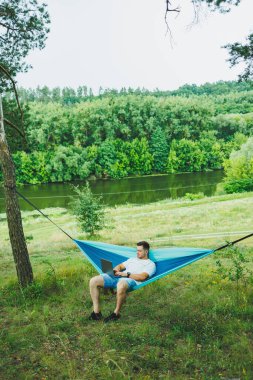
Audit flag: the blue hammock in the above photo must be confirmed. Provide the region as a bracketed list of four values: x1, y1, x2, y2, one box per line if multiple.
[74, 239, 214, 291]
[15, 191, 253, 292]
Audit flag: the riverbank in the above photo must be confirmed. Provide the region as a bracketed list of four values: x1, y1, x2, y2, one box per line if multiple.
[0, 192, 253, 379]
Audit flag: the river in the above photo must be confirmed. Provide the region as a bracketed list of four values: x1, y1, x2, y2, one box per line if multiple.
[0, 170, 224, 212]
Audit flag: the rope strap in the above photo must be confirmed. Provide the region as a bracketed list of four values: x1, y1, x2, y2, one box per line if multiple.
[16, 190, 73, 241]
[213, 232, 253, 252]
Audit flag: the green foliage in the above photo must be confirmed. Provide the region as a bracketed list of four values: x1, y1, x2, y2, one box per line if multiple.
[25, 102, 74, 151]
[167, 139, 205, 173]
[71, 183, 105, 236]
[224, 137, 253, 192]
[227, 136, 253, 179]
[213, 91, 253, 114]
[96, 139, 117, 178]
[47, 145, 90, 182]
[128, 138, 153, 175]
[150, 127, 169, 172]
[170, 80, 253, 97]
[215, 246, 252, 286]
[1, 83, 252, 185]
[2, 98, 29, 153]
[91, 138, 153, 179]
[13, 151, 52, 184]
[224, 178, 253, 193]
[183, 192, 205, 200]
[212, 113, 247, 140]
[25, 234, 34, 244]
[199, 131, 225, 169]
[0, 0, 50, 90]
[13, 80, 253, 103]
[20, 281, 44, 301]
[10, 146, 90, 184]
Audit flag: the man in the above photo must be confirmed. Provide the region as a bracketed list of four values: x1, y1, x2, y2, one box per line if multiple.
[89, 241, 156, 322]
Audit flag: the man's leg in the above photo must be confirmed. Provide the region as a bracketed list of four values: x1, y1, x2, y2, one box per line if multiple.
[114, 280, 128, 315]
[89, 275, 104, 313]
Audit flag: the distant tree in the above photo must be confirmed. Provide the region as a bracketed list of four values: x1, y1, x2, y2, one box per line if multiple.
[51, 87, 61, 103]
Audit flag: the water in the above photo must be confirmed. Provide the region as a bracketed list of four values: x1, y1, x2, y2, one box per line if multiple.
[0, 171, 224, 212]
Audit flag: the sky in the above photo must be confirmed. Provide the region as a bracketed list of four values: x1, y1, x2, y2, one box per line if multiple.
[17, 0, 253, 92]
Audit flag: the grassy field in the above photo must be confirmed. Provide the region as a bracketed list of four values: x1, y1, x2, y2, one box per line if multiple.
[0, 192, 253, 379]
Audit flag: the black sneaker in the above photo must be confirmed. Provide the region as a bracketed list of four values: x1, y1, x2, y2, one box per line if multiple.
[88, 311, 103, 321]
[104, 312, 120, 323]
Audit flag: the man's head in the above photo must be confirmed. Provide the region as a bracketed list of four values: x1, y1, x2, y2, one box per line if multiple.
[136, 241, 150, 259]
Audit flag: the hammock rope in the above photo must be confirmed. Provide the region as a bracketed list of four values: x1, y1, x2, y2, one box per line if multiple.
[16, 190, 73, 240]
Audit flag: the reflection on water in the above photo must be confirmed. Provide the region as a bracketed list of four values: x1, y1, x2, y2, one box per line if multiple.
[0, 171, 224, 212]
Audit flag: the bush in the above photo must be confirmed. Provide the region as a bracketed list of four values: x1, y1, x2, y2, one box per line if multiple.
[183, 192, 204, 201]
[224, 137, 253, 193]
[71, 183, 105, 236]
[224, 179, 253, 193]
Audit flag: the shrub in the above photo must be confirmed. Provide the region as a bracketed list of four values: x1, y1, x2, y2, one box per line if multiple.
[224, 137, 253, 193]
[71, 183, 105, 236]
[224, 179, 253, 193]
[183, 192, 204, 201]
[215, 246, 252, 288]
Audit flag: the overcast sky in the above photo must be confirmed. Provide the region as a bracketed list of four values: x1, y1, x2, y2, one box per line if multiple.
[17, 0, 253, 92]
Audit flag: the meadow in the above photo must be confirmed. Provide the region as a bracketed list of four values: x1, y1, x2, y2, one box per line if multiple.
[0, 192, 253, 379]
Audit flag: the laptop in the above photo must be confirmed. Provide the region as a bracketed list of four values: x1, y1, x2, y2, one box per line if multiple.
[101, 259, 118, 277]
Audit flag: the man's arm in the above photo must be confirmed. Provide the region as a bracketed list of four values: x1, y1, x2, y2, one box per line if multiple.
[117, 272, 149, 282]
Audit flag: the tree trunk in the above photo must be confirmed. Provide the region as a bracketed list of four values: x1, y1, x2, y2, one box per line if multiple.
[0, 95, 33, 287]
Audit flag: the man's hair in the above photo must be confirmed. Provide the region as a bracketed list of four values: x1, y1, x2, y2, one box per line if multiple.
[137, 241, 150, 252]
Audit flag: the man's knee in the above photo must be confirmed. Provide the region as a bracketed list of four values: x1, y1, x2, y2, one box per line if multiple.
[117, 280, 128, 294]
[89, 275, 104, 288]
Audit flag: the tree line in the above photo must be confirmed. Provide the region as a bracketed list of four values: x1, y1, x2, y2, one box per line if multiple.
[1, 86, 253, 184]
[5, 80, 253, 105]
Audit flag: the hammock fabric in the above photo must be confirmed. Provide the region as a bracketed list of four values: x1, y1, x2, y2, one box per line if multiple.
[74, 239, 213, 291]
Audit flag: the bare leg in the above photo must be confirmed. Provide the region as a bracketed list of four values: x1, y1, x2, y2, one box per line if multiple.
[114, 280, 128, 315]
[89, 275, 104, 313]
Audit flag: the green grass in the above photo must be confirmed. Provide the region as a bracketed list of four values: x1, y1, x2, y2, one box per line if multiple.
[0, 193, 253, 379]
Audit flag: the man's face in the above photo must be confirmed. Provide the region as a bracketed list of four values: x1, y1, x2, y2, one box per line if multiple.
[137, 245, 148, 259]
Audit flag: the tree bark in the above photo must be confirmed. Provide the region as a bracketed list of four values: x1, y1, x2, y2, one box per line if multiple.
[0, 95, 33, 287]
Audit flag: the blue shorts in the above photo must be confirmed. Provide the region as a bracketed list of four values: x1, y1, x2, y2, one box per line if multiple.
[101, 273, 137, 291]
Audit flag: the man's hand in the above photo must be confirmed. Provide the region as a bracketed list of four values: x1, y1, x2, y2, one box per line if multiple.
[113, 264, 126, 274]
[114, 271, 127, 277]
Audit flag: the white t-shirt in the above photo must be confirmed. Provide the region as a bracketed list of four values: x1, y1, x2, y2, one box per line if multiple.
[122, 257, 156, 285]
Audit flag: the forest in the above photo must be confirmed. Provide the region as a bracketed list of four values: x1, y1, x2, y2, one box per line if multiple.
[2, 80, 253, 186]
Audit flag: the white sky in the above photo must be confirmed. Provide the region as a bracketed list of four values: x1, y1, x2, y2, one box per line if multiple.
[17, 0, 253, 92]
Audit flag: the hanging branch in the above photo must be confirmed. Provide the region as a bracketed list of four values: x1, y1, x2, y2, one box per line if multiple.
[3, 118, 25, 138]
[165, 0, 180, 37]
[0, 63, 28, 146]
